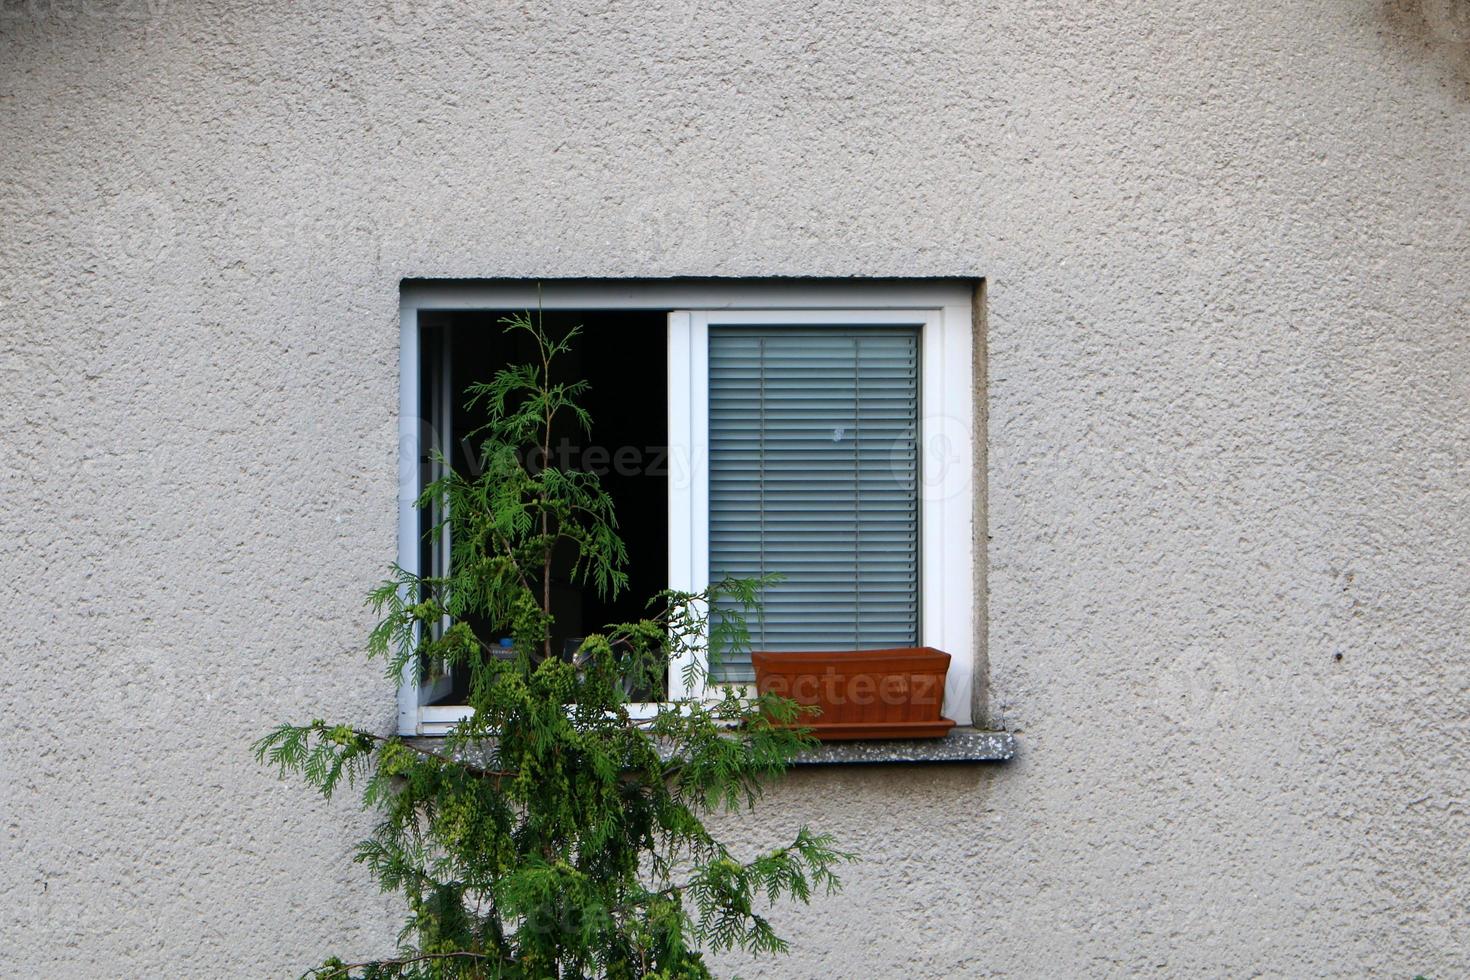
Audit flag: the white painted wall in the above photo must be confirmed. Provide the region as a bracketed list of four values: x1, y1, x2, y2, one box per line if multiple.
[2, 1, 1467, 976]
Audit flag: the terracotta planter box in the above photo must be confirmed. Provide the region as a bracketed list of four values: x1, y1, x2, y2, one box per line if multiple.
[750, 647, 956, 741]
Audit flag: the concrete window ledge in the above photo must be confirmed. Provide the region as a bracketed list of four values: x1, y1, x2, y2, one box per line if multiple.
[784, 728, 1015, 766]
[407, 729, 1015, 767]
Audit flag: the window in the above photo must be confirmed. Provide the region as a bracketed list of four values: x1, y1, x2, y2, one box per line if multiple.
[399, 281, 977, 734]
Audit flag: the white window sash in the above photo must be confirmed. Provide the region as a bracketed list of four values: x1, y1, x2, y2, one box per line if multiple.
[671, 309, 973, 721]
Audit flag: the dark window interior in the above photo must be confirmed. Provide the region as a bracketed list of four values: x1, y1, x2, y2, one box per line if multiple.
[418, 309, 668, 704]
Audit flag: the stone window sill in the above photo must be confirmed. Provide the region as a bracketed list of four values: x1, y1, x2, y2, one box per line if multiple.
[783, 728, 1015, 766]
[406, 729, 1015, 767]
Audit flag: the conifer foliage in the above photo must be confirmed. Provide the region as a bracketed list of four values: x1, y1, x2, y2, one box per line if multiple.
[257, 313, 851, 979]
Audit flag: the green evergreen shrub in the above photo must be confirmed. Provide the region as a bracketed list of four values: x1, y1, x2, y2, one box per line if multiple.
[257, 313, 851, 979]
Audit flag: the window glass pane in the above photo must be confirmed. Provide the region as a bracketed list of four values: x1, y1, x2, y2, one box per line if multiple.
[708, 326, 920, 682]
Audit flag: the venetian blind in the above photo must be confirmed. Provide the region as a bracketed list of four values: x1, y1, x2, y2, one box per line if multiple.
[707, 326, 921, 682]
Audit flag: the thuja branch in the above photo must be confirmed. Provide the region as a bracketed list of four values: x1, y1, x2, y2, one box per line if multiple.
[253, 722, 515, 786]
[302, 950, 494, 980]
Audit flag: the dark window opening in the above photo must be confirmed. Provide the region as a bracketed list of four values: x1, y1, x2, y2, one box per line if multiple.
[418, 309, 668, 705]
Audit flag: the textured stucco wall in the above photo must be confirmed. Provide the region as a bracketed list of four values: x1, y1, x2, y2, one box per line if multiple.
[3, 1, 1468, 977]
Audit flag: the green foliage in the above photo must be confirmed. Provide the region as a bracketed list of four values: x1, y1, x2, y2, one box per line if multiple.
[257, 312, 852, 979]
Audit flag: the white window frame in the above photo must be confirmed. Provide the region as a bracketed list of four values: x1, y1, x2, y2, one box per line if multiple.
[399, 280, 976, 735]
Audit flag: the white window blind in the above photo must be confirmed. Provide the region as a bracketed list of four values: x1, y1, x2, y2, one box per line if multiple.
[707, 326, 921, 682]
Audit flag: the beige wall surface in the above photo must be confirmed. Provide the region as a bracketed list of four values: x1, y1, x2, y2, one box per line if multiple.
[3, 1, 1468, 977]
